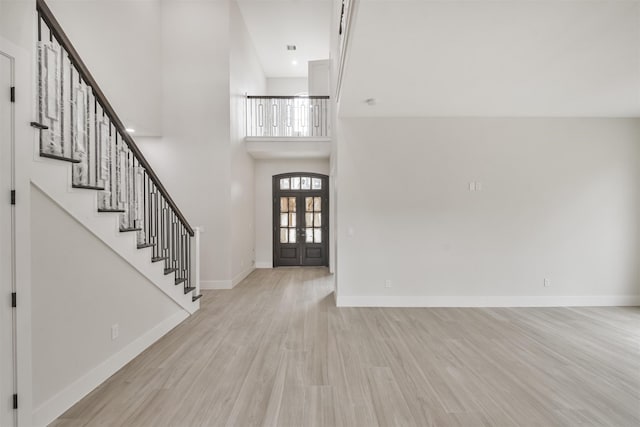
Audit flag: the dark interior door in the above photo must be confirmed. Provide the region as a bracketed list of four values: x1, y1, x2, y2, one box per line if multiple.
[273, 174, 328, 267]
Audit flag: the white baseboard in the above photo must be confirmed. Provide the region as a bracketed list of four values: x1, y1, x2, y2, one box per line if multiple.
[33, 310, 189, 427]
[255, 262, 272, 269]
[232, 266, 255, 287]
[200, 279, 233, 290]
[200, 267, 256, 290]
[336, 294, 640, 308]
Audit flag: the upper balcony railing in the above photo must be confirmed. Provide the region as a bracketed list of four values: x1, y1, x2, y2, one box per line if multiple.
[246, 96, 330, 138]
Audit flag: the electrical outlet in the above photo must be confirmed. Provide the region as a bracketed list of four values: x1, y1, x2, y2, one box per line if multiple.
[111, 324, 119, 340]
[469, 182, 476, 192]
[385, 279, 392, 288]
[544, 278, 550, 287]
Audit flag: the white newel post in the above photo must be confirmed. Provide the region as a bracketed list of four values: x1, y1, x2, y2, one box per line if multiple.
[193, 227, 202, 297]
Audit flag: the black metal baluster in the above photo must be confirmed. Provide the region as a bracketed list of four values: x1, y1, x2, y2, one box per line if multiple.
[184, 227, 188, 287]
[146, 173, 151, 246]
[153, 185, 159, 259]
[60, 45, 65, 157]
[37, 15, 43, 154]
[127, 149, 132, 229]
[130, 154, 136, 230]
[85, 85, 91, 187]
[159, 196, 164, 261]
[133, 157, 139, 233]
[168, 202, 173, 269]
[184, 228, 189, 291]
[93, 96, 98, 187]
[177, 224, 182, 283]
[173, 213, 178, 272]
[109, 123, 114, 209]
[122, 147, 127, 228]
[163, 199, 168, 268]
[115, 132, 120, 210]
[184, 229, 189, 290]
[187, 230, 191, 290]
[176, 222, 181, 281]
[144, 172, 149, 245]
[178, 226, 183, 284]
[171, 212, 176, 271]
[141, 168, 146, 244]
[69, 65, 74, 161]
[168, 209, 172, 270]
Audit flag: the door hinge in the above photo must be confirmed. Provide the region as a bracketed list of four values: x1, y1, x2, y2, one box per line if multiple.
[10, 190, 15, 205]
[11, 292, 16, 308]
[10, 86, 15, 103]
[13, 394, 17, 409]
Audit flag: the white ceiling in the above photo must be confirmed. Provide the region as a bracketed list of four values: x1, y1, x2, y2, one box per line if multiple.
[340, 0, 640, 117]
[237, 0, 332, 78]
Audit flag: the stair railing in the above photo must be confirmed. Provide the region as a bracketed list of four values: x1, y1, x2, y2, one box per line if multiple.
[33, 0, 198, 297]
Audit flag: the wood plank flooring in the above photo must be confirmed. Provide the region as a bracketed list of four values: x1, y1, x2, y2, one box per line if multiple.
[52, 268, 640, 426]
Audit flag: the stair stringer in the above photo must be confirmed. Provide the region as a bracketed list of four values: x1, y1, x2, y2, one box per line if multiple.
[31, 156, 199, 314]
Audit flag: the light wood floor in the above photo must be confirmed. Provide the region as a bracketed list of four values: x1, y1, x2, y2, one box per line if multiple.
[52, 268, 640, 426]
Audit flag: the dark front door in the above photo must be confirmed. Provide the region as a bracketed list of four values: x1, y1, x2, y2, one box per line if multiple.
[273, 173, 329, 267]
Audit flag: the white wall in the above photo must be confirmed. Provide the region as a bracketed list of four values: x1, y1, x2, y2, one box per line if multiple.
[137, 0, 232, 286]
[254, 158, 330, 267]
[308, 59, 330, 96]
[266, 77, 308, 95]
[30, 186, 186, 425]
[337, 118, 640, 306]
[46, 0, 162, 136]
[0, 0, 35, 51]
[230, 0, 266, 284]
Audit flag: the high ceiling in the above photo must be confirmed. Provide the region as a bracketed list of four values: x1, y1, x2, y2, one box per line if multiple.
[237, 0, 332, 78]
[340, 0, 640, 117]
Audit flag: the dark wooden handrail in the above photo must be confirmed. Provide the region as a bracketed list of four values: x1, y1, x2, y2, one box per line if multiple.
[246, 95, 330, 99]
[36, 0, 194, 236]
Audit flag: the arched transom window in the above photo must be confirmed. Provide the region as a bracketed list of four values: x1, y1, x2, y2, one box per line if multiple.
[279, 176, 322, 191]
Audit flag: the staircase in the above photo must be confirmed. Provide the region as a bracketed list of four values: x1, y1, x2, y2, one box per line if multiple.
[32, 0, 201, 312]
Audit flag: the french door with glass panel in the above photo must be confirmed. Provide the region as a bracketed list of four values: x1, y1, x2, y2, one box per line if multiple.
[273, 173, 328, 267]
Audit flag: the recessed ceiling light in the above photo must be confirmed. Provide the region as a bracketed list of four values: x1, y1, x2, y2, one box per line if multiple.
[292, 60, 298, 66]
[126, 128, 136, 133]
[287, 45, 297, 51]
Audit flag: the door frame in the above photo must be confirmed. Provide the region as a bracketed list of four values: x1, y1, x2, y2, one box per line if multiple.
[0, 31, 35, 426]
[0, 47, 17, 427]
[272, 172, 329, 267]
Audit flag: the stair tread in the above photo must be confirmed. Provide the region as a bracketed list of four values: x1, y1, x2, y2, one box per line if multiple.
[192, 294, 203, 302]
[40, 152, 81, 164]
[72, 184, 106, 190]
[98, 208, 125, 213]
[184, 286, 196, 294]
[120, 227, 142, 232]
[152, 256, 168, 263]
[137, 243, 155, 249]
[164, 267, 178, 275]
[175, 278, 187, 285]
